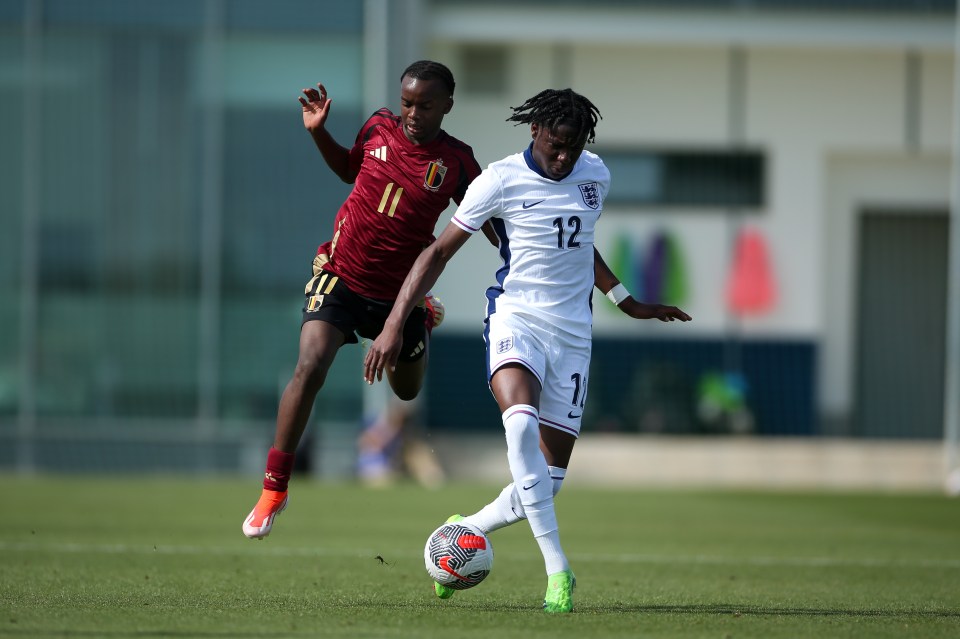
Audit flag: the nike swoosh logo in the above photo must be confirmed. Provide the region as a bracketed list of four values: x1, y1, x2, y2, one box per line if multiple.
[438, 556, 467, 579]
[522, 199, 545, 209]
[567, 411, 582, 419]
[521, 480, 541, 491]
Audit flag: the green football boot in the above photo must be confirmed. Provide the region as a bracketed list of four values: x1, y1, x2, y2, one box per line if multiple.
[433, 514, 465, 600]
[542, 569, 576, 613]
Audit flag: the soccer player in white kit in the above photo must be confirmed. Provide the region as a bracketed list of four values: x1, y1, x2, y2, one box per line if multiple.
[364, 88, 691, 612]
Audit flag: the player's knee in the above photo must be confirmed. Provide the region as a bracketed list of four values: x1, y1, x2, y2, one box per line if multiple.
[291, 357, 328, 394]
[502, 405, 540, 452]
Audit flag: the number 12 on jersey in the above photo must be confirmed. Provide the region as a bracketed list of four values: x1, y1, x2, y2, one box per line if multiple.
[553, 216, 582, 249]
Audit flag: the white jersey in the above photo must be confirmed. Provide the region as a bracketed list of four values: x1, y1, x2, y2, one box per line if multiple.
[452, 146, 610, 339]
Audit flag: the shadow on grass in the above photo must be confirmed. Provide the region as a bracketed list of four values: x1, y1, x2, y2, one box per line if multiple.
[388, 599, 960, 618]
[572, 603, 960, 618]
[332, 597, 960, 619]
[329, 598, 960, 619]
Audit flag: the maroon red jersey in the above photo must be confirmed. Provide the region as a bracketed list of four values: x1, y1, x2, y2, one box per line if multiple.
[322, 108, 481, 300]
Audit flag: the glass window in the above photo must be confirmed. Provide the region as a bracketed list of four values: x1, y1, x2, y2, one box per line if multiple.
[217, 35, 363, 421]
[29, 31, 201, 418]
[2, 17, 366, 422]
[0, 0, 369, 471]
[599, 148, 766, 208]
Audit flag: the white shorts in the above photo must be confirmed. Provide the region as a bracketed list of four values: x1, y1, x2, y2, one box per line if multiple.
[484, 311, 592, 437]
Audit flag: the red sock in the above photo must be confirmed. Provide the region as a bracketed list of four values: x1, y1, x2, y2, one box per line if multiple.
[263, 447, 295, 492]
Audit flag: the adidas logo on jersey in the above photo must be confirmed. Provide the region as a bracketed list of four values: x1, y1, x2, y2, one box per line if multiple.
[370, 146, 388, 161]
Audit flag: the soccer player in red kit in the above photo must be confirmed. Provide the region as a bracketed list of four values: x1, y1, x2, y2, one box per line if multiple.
[242, 61, 482, 539]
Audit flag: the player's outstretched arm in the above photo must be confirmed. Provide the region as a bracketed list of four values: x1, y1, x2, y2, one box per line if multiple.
[593, 247, 692, 323]
[363, 224, 473, 383]
[299, 83, 354, 182]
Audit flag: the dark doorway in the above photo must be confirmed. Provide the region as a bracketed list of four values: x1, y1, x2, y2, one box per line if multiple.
[854, 210, 948, 438]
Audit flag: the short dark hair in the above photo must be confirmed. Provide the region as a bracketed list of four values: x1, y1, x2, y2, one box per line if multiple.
[401, 60, 456, 96]
[507, 88, 602, 144]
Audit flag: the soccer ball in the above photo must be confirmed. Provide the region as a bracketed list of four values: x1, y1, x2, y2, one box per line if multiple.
[424, 521, 494, 590]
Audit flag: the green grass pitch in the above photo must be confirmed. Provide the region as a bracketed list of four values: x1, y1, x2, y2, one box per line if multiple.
[2, 475, 959, 638]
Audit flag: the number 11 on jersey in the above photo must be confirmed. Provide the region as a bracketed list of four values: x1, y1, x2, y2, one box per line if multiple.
[571, 372, 587, 409]
[378, 182, 404, 217]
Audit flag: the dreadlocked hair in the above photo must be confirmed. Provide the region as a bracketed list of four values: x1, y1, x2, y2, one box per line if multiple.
[401, 60, 456, 96]
[507, 88, 602, 143]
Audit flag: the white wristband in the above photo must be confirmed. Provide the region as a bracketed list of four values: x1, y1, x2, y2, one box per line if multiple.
[605, 283, 630, 305]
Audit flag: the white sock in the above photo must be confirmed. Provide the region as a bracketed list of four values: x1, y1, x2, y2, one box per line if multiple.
[466, 466, 567, 534]
[549, 465, 566, 496]
[501, 404, 569, 575]
[465, 483, 524, 533]
[534, 528, 569, 575]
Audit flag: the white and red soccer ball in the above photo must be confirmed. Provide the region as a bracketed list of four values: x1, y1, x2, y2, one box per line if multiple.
[424, 521, 494, 590]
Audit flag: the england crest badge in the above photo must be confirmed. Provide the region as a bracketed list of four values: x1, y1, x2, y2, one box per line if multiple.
[578, 182, 600, 209]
